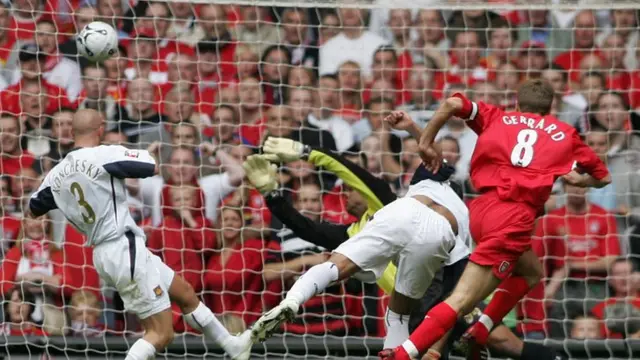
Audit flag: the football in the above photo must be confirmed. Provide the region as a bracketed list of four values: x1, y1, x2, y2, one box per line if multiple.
[76, 21, 118, 62]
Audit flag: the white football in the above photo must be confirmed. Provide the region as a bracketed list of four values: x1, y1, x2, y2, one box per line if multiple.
[76, 21, 118, 62]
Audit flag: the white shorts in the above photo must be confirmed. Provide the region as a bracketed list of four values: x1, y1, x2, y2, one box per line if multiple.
[93, 231, 174, 319]
[334, 197, 456, 299]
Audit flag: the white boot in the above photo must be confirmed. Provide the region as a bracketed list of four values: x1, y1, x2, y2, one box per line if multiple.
[221, 330, 253, 360]
[250, 298, 300, 342]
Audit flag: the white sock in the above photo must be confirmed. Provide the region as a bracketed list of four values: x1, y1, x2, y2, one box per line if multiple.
[125, 339, 156, 360]
[478, 314, 494, 332]
[285, 262, 339, 305]
[383, 308, 410, 348]
[184, 302, 231, 345]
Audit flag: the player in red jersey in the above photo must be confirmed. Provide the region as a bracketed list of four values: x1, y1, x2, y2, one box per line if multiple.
[380, 79, 611, 360]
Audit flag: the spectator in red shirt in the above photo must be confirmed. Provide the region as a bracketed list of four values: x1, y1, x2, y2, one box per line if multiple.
[8, 0, 54, 41]
[494, 62, 520, 109]
[0, 177, 19, 250]
[197, 4, 237, 78]
[591, 258, 640, 338]
[601, 33, 630, 93]
[537, 181, 621, 337]
[125, 28, 168, 84]
[260, 45, 291, 105]
[483, 19, 517, 77]
[68, 290, 107, 337]
[96, 0, 125, 34]
[336, 61, 364, 124]
[102, 45, 128, 102]
[554, 10, 602, 83]
[203, 207, 278, 327]
[77, 65, 119, 122]
[237, 77, 266, 146]
[1, 45, 75, 117]
[365, 46, 410, 106]
[135, 2, 195, 62]
[411, 10, 447, 62]
[0, 287, 44, 336]
[0, 114, 34, 176]
[209, 105, 240, 146]
[149, 185, 216, 294]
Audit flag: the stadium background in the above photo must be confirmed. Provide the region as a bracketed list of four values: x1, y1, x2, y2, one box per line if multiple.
[0, 0, 639, 358]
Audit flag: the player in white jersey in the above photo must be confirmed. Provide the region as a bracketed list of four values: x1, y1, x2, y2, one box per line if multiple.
[247, 113, 471, 351]
[27, 109, 253, 360]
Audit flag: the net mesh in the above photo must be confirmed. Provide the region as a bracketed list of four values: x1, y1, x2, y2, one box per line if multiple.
[0, 0, 638, 358]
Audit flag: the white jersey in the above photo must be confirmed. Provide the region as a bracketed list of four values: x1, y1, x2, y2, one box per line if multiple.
[30, 145, 156, 246]
[404, 179, 471, 265]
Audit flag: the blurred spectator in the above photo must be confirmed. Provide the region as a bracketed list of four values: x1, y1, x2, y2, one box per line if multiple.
[516, 10, 572, 59]
[78, 65, 119, 122]
[600, 33, 629, 92]
[260, 45, 291, 105]
[308, 75, 353, 152]
[102, 45, 128, 102]
[397, 63, 438, 129]
[566, 71, 606, 111]
[352, 97, 401, 156]
[139, 145, 243, 226]
[494, 62, 520, 109]
[278, 8, 318, 70]
[1, 44, 75, 116]
[287, 66, 314, 88]
[125, 28, 168, 84]
[210, 105, 240, 146]
[584, 128, 618, 212]
[554, 10, 601, 83]
[0, 215, 76, 327]
[114, 77, 165, 143]
[288, 87, 345, 151]
[335, 61, 363, 123]
[386, 9, 412, 52]
[204, 207, 278, 327]
[449, 31, 488, 85]
[319, 8, 387, 78]
[541, 64, 584, 127]
[538, 181, 621, 337]
[0, 114, 34, 176]
[318, 11, 340, 46]
[8, 0, 53, 41]
[67, 290, 105, 337]
[591, 258, 640, 338]
[0, 176, 20, 250]
[236, 76, 265, 146]
[447, 10, 504, 48]
[516, 41, 549, 79]
[96, 0, 126, 36]
[596, 9, 639, 71]
[197, 4, 237, 78]
[468, 81, 500, 106]
[28, 20, 82, 101]
[235, 44, 259, 81]
[368, 46, 410, 105]
[166, 1, 202, 45]
[483, 19, 517, 76]
[148, 185, 216, 294]
[0, 287, 42, 335]
[0, 4, 16, 84]
[412, 10, 448, 60]
[570, 315, 603, 339]
[234, 6, 280, 58]
[41, 108, 74, 170]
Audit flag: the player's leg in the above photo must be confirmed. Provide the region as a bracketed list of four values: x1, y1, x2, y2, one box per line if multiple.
[164, 260, 252, 359]
[381, 261, 501, 360]
[252, 199, 412, 341]
[381, 207, 456, 353]
[464, 249, 543, 347]
[486, 324, 562, 360]
[127, 309, 174, 360]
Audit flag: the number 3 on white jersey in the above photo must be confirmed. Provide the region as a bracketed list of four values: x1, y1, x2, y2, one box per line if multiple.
[510, 129, 538, 167]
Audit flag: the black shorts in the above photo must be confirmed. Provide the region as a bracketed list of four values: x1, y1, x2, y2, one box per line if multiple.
[408, 257, 493, 359]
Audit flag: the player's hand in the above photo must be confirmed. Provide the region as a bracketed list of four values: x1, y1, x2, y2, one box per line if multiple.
[561, 170, 588, 187]
[384, 111, 415, 131]
[199, 142, 218, 157]
[419, 143, 443, 173]
[147, 141, 162, 156]
[262, 137, 305, 163]
[242, 155, 278, 194]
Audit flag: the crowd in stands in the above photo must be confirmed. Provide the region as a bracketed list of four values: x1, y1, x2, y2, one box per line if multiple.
[0, 0, 639, 342]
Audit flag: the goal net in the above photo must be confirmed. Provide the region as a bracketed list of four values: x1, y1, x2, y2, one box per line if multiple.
[0, 0, 638, 358]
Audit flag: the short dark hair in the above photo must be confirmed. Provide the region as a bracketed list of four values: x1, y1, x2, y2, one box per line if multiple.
[516, 79, 555, 115]
[373, 45, 397, 62]
[438, 135, 461, 153]
[366, 96, 394, 111]
[580, 71, 605, 86]
[82, 63, 106, 76]
[215, 104, 238, 123]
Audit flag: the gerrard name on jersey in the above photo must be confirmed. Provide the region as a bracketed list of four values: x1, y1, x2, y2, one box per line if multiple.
[51, 159, 102, 193]
[502, 115, 565, 141]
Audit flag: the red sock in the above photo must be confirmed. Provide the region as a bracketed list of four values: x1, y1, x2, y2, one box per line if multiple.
[395, 302, 458, 358]
[477, 276, 531, 342]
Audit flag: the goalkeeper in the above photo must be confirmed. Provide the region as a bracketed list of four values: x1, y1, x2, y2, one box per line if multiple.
[243, 138, 560, 360]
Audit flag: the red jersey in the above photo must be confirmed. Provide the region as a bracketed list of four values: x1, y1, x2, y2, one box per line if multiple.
[534, 204, 621, 279]
[454, 93, 609, 211]
[591, 297, 640, 338]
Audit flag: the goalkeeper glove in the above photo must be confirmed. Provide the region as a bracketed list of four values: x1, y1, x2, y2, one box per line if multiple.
[242, 155, 279, 194]
[262, 137, 307, 163]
